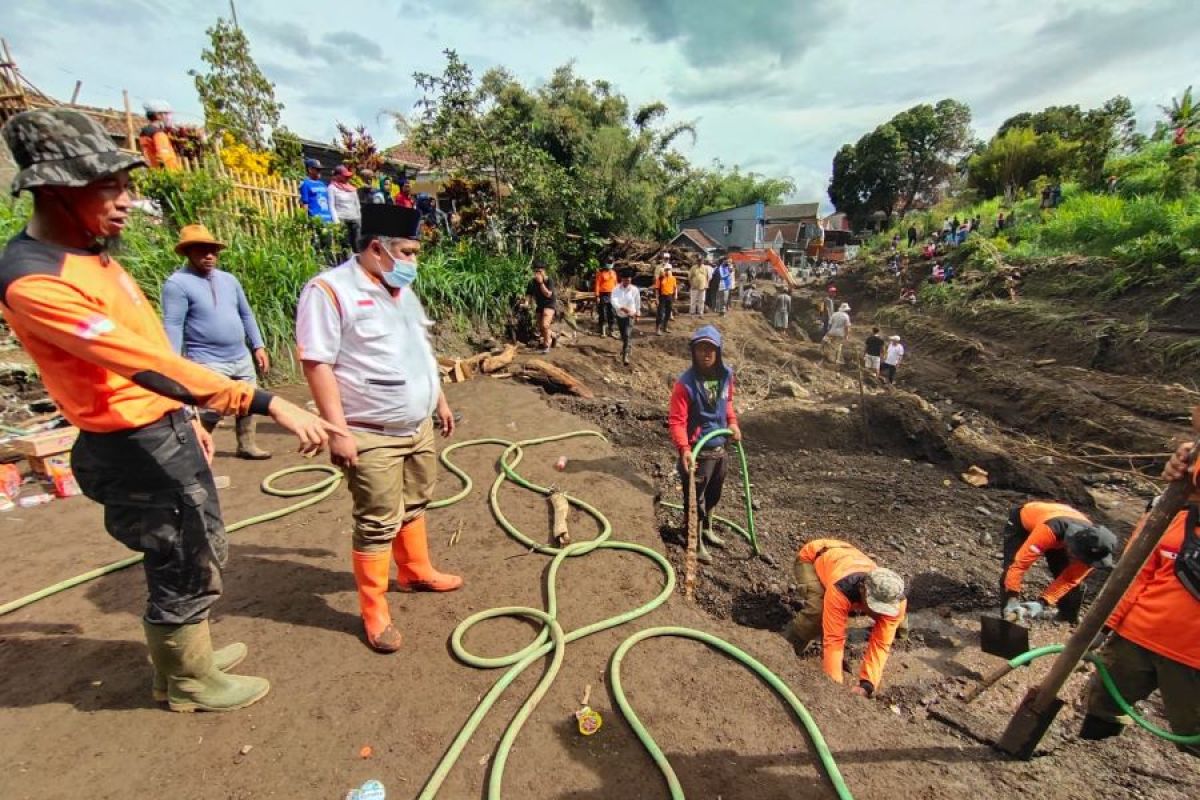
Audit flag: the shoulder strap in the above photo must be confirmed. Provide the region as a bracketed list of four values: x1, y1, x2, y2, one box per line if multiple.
[1174, 504, 1200, 602]
[311, 278, 343, 321]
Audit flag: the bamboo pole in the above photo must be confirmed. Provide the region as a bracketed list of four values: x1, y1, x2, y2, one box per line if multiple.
[69, 80, 81, 104]
[122, 90, 135, 151]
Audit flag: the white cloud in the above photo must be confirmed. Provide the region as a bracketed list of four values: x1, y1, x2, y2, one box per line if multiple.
[4, 0, 1197, 212]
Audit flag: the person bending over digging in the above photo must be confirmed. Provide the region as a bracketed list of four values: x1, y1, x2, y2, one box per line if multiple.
[667, 326, 741, 563]
[1079, 420, 1200, 754]
[788, 539, 907, 698]
[1000, 500, 1117, 625]
[296, 205, 461, 654]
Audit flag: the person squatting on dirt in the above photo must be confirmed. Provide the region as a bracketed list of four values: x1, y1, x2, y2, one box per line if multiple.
[0, 109, 335, 712]
[1000, 501, 1117, 625]
[593, 261, 617, 337]
[1079, 430, 1200, 755]
[668, 326, 741, 564]
[162, 223, 273, 460]
[788, 539, 907, 698]
[610, 268, 640, 366]
[688, 258, 709, 316]
[297, 205, 462, 654]
[654, 261, 678, 335]
[526, 263, 557, 353]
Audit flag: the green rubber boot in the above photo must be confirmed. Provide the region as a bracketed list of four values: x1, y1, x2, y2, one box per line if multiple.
[151, 640, 248, 702]
[702, 527, 726, 548]
[144, 620, 269, 712]
[697, 537, 714, 564]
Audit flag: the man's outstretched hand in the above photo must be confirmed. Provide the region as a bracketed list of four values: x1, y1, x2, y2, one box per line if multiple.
[267, 396, 345, 456]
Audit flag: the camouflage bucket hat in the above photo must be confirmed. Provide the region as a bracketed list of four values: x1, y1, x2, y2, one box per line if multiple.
[3, 108, 145, 197]
[864, 568, 905, 617]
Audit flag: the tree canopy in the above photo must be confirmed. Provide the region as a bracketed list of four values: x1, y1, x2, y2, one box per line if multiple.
[190, 17, 283, 149]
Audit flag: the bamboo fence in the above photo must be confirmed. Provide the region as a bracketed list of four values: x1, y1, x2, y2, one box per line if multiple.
[177, 156, 301, 238]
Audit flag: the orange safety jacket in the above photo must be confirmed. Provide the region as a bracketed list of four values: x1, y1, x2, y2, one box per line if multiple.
[1003, 502, 1093, 605]
[594, 269, 617, 295]
[0, 233, 270, 432]
[1107, 496, 1200, 670]
[138, 124, 180, 170]
[656, 273, 678, 296]
[797, 538, 907, 691]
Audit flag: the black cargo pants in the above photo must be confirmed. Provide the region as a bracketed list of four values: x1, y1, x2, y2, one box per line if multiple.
[678, 446, 727, 533]
[72, 409, 226, 625]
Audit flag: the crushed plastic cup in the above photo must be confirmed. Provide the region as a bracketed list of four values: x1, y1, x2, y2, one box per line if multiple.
[344, 779, 385, 800]
[555, 456, 568, 471]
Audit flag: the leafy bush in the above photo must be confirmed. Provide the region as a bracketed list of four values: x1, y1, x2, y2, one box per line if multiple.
[415, 243, 530, 328]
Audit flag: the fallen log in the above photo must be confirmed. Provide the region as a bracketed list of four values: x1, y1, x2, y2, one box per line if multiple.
[482, 344, 518, 374]
[521, 359, 594, 398]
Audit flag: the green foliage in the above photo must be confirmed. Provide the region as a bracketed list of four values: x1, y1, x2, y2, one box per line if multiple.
[829, 100, 972, 228]
[335, 123, 383, 173]
[134, 163, 231, 229]
[414, 243, 531, 327]
[190, 17, 283, 149]
[968, 127, 1074, 200]
[407, 51, 793, 270]
[269, 127, 305, 179]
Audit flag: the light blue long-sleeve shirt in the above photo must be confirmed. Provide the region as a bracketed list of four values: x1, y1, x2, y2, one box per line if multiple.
[161, 266, 265, 364]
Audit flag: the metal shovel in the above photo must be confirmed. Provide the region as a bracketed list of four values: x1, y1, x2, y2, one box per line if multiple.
[980, 614, 1030, 660]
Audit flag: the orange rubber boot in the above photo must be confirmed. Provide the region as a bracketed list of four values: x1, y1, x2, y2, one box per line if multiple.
[392, 516, 463, 592]
[351, 550, 403, 653]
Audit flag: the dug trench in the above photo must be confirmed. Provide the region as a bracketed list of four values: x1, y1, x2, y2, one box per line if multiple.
[0, 302, 1196, 799]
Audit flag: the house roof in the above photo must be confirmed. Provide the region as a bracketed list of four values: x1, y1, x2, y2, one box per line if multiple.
[673, 227, 723, 251]
[381, 142, 431, 170]
[764, 202, 820, 221]
[764, 223, 803, 243]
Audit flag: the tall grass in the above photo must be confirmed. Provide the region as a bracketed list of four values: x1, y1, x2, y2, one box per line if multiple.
[414, 243, 530, 330]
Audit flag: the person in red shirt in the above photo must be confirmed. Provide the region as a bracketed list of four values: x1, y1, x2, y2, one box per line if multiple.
[789, 539, 907, 698]
[0, 109, 335, 713]
[999, 501, 1117, 624]
[394, 175, 416, 209]
[1080, 432, 1200, 755]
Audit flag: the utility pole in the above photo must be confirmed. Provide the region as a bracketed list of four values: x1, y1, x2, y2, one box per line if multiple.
[229, 0, 240, 29]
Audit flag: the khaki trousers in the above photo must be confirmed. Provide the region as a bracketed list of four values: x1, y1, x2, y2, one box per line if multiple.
[789, 560, 825, 643]
[345, 419, 437, 552]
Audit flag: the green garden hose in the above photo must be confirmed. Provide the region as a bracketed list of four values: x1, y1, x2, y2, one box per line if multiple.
[660, 427, 760, 555]
[0, 463, 344, 617]
[997, 644, 1200, 745]
[418, 430, 850, 800]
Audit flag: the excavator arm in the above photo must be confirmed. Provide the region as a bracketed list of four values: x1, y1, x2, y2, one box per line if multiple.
[728, 249, 798, 288]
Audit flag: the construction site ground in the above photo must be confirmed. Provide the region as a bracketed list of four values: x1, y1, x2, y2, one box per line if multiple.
[1, 277, 1198, 800]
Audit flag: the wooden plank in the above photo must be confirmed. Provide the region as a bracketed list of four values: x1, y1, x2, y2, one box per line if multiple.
[122, 90, 135, 151]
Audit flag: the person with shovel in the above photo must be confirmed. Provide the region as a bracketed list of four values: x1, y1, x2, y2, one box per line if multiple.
[1000, 501, 1118, 625]
[1079, 434, 1200, 754]
[787, 538, 907, 698]
[668, 326, 741, 563]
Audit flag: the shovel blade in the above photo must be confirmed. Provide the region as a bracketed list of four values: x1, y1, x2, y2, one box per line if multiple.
[997, 687, 1065, 759]
[981, 615, 1030, 660]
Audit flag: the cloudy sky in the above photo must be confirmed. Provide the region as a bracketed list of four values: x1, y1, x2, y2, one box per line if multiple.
[7, 0, 1198, 210]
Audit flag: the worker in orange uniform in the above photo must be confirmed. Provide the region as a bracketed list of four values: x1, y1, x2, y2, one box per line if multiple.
[593, 261, 617, 338]
[1000, 501, 1117, 624]
[788, 538, 907, 698]
[654, 261, 678, 335]
[138, 100, 180, 170]
[0, 109, 334, 712]
[1080, 428, 1200, 755]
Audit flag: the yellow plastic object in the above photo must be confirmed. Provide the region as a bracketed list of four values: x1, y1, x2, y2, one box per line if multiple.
[575, 706, 602, 736]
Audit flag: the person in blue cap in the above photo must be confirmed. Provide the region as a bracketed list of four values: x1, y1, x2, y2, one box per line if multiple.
[667, 325, 742, 562]
[299, 158, 333, 222]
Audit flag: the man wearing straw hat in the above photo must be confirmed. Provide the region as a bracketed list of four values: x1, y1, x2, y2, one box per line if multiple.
[162, 223, 273, 459]
[0, 108, 337, 713]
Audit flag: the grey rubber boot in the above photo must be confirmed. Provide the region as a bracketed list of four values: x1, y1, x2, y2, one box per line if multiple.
[235, 415, 271, 460]
[151, 640, 248, 702]
[143, 620, 270, 712]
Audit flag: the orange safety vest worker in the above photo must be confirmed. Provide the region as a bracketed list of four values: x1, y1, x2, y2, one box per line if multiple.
[656, 272, 677, 296]
[796, 538, 907, 691]
[594, 267, 617, 295]
[1002, 502, 1095, 604]
[0, 234, 265, 431]
[138, 123, 180, 171]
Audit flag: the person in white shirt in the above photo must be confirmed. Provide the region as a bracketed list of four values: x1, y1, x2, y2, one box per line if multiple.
[882, 335, 905, 384]
[610, 269, 641, 367]
[295, 205, 461, 654]
[328, 165, 363, 254]
[822, 302, 852, 365]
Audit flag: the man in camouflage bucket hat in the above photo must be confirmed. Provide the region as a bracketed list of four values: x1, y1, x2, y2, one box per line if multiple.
[0, 108, 340, 712]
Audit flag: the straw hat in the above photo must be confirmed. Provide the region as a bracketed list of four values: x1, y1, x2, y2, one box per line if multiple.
[174, 223, 226, 255]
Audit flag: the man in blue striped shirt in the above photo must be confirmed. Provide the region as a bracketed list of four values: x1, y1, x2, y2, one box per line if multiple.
[162, 223, 272, 459]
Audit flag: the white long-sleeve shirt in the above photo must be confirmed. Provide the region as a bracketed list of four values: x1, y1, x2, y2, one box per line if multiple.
[328, 183, 361, 223]
[611, 283, 641, 317]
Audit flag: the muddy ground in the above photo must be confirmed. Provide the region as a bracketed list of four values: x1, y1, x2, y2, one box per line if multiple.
[0, 279, 1196, 799]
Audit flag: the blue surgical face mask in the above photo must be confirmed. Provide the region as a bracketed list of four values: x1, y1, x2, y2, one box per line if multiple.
[381, 253, 418, 289]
